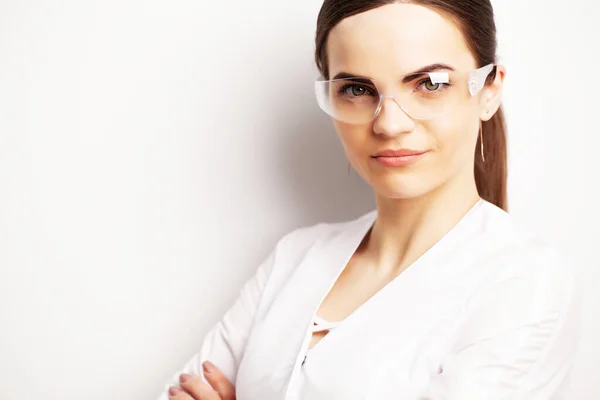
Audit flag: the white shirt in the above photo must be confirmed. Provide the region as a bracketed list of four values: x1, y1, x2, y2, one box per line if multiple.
[302, 315, 343, 364]
[157, 199, 580, 400]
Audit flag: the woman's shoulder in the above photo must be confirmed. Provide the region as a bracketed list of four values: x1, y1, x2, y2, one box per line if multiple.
[257, 210, 376, 290]
[273, 209, 376, 254]
[458, 202, 580, 347]
[281, 210, 376, 245]
[476, 200, 577, 291]
[478, 199, 551, 249]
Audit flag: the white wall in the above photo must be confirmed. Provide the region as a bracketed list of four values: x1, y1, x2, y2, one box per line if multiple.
[0, 1, 597, 399]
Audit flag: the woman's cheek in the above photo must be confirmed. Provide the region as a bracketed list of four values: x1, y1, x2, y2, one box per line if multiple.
[337, 126, 371, 161]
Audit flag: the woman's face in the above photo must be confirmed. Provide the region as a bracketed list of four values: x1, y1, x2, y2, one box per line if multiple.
[325, 3, 503, 200]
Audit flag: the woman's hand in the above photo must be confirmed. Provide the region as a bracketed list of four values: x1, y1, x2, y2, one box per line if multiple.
[168, 361, 236, 400]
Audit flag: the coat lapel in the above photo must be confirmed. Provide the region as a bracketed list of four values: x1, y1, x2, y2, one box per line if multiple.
[237, 210, 377, 399]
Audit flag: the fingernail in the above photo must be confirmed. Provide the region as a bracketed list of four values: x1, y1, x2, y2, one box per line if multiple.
[168, 386, 181, 396]
[203, 361, 215, 373]
[179, 373, 191, 383]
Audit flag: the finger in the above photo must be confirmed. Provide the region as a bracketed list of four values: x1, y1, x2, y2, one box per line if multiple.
[179, 373, 221, 400]
[168, 386, 194, 400]
[203, 361, 236, 400]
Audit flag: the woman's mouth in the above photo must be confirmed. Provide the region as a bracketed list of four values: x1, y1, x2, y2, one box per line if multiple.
[371, 149, 429, 167]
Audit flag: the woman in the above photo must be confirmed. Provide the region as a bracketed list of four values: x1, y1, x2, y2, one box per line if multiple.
[160, 1, 579, 399]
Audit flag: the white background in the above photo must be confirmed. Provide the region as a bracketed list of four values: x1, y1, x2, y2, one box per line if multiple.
[0, 1, 597, 399]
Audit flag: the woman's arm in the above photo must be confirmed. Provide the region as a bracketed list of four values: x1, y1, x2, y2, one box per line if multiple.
[418, 249, 580, 400]
[156, 249, 277, 400]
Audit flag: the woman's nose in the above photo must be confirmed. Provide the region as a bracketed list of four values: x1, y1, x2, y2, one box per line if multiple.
[372, 96, 415, 137]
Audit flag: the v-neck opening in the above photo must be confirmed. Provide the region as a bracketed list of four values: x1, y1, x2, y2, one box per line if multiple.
[296, 198, 486, 366]
[298, 211, 377, 362]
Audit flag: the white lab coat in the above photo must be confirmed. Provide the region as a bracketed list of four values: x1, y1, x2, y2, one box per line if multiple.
[157, 199, 580, 400]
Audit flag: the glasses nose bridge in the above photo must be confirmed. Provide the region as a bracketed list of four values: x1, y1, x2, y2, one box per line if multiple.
[375, 93, 408, 117]
[381, 93, 401, 104]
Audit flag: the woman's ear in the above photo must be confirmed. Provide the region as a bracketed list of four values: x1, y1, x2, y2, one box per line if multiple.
[480, 64, 506, 121]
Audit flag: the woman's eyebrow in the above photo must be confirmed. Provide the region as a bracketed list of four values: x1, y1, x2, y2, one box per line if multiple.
[401, 63, 455, 83]
[331, 63, 455, 83]
[330, 73, 373, 84]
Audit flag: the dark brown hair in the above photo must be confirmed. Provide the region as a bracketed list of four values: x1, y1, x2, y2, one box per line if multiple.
[315, 0, 508, 211]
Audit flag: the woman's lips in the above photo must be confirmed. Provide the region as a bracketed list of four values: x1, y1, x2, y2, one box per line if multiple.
[371, 150, 429, 167]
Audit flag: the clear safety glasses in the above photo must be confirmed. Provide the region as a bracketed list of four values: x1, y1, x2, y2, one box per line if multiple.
[314, 63, 495, 124]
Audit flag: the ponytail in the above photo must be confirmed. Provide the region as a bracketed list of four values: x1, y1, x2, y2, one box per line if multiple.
[475, 105, 508, 211]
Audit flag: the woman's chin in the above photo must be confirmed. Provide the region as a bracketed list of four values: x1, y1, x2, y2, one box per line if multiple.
[368, 175, 434, 200]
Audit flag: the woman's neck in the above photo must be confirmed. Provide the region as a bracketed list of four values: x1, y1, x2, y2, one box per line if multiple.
[363, 174, 480, 275]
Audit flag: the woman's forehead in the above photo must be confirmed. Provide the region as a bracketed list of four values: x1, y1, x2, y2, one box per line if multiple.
[326, 3, 475, 78]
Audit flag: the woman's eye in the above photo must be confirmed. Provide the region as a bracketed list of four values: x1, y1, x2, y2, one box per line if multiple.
[343, 84, 372, 97]
[422, 80, 442, 91]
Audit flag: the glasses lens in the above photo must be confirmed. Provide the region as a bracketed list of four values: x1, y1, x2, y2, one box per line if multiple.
[314, 70, 472, 123]
[315, 79, 379, 124]
[398, 70, 470, 120]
